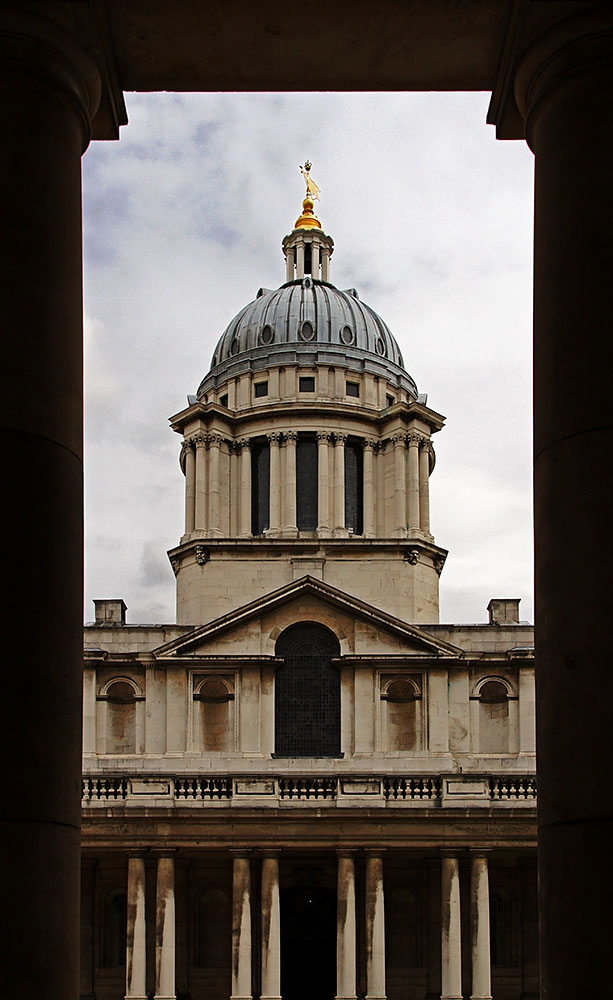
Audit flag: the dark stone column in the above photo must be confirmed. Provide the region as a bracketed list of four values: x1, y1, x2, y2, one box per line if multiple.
[514, 10, 613, 997]
[0, 9, 100, 1000]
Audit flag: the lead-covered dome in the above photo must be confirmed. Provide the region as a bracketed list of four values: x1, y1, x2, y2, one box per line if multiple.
[197, 277, 418, 399]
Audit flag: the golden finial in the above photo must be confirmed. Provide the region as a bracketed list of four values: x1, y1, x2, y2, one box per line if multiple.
[295, 161, 322, 229]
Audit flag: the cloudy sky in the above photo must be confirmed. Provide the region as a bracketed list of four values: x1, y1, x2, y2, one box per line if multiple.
[82, 91, 534, 626]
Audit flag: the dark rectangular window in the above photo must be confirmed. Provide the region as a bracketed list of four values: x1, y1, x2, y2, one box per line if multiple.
[386, 394, 395, 407]
[251, 441, 270, 534]
[346, 381, 360, 397]
[219, 394, 228, 407]
[304, 243, 312, 274]
[299, 376, 315, 392]
[254, 381, 268, 398]
[296, 437, 318, 531]
[345, 441, 364, 534]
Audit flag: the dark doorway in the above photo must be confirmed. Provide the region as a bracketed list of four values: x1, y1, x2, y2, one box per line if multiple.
[281, 885, 336, 1000]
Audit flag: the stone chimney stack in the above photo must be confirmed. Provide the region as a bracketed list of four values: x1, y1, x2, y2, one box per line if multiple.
[93, 599, 127, 625]
[487, 598, 520, 625]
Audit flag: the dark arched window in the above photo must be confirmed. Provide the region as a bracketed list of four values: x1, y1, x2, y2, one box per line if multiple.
[344, 440, 363, 534]
[251, 439, 270, 534]
[275, 623, 340, 756]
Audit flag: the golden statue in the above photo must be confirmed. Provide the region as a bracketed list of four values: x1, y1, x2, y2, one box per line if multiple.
[299, 161, 321, 201]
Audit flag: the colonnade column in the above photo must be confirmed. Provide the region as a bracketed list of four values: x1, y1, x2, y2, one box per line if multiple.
[317, 432, 331, 534]
[194, 433, 208, 531]
[510, 11, 613, 996]
[260, 853, 281, 1000]
[418, 440, 431, 535]
[154, 854, 176, 1000]
[441, 853, 462, 1000]
[336, 851, 357, 1000]
[283, 432, 298, 534]
[322, 247, 331, 282]
[392, 435, 407, 536]
[365, 852, 386, 1000]
[363, 440, 376, 537]
[126, 854, 147, 1000]
[312, 242, 321, 279]
[333, 433, 347, 535]
[183, 439, 196, 534]
[207, 434, 223, 536]
[0, 11, 104, 1000]
[285, 246, 295, 282]
[231, 852, 253, 1000]
[238, 438, 252, 538]
[407, 433, 420, 533]
[470, 852, 492, 1000]
[296, 240, 305, 279]
[268, 433, 281, 534]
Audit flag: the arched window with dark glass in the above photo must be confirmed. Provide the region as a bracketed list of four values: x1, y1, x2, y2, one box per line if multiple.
[251, 438, 270, 534]
[344, 439, 363, 534]
[275, 623, 340, 756]
[296, 436, 318, 531]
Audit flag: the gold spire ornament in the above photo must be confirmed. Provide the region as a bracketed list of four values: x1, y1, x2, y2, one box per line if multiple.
[295, 160, 322, 230]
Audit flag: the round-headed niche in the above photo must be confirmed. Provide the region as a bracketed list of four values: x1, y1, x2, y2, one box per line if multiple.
[274, 623, 340, 756]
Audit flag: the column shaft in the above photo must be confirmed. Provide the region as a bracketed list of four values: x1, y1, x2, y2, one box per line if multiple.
[514, 14, 613, 996]
[268, 434, 281, 534]
[155, 856, 176, 1000]
[441, 855, 462, 1000]
[260, 856, 281, 1000]
[363, 441, 375, 536]
[239, 440, 252, 537]
[336, 853, 357, 1000]
[184, 442, 196, 533]
[126, 855, 147, 1000]
[407, 435, 420, 532]
[333, 434, 346, 534]
[194, 436, 208, 531]
[1, 12, 100, 1000]
[285, 247, 294, 281]
[312, 242, 321, 278]
[470, 854, 492, 1000]
[392, 436, 407, 535]
[207, 435, 222, 535]
[296, 241, 305, 278]
[283, 433, 298, 533]
[418, 441, 430, 534]
[317, 433, 330, 533]
[365, 854, 386, 1000]
[322, 248, 330, 282]
[231, 854, 252, 1000]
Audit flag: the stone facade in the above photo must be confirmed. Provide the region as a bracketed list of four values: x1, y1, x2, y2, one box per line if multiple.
[81, 206, 537, 1000]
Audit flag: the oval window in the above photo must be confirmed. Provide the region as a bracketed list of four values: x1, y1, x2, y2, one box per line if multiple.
[260, 324, 274, 345]
[230, 337, 240, 356]
[340, 325, 354, 345]
[375, 337, 386, 357]
[299, 320, 315, 342]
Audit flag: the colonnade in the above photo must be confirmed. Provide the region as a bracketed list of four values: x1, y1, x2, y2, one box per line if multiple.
[124, 850, 493, 1000]
[182, 430, 432, 538]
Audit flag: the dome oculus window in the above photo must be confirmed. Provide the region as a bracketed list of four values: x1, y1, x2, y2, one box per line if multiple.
[299, 320, 315, 342]
[229, 337, 240, 356]
[375, 337, 387, 357]
[260, 324, 274, 345]
[340, 325, 354, 345]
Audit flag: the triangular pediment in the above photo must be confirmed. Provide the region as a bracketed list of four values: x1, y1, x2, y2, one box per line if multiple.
[153, 576, 462, 659]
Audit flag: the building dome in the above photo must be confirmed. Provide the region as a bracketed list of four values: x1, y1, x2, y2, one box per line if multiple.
[197, 277, 418, 399]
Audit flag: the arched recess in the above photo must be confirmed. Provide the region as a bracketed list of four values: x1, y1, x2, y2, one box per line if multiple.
[193, 676, 235, 752]
[475, 677, 512, 753]
[380, 675, 423, 751]
[100, 678, 142, 755]
[275, 623, 341, 756]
